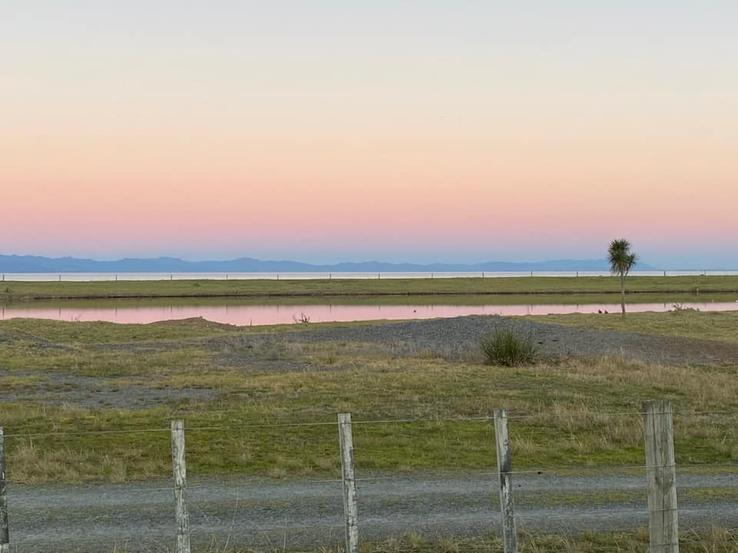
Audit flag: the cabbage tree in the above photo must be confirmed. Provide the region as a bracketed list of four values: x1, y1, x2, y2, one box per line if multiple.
[608, 239, 637, 316]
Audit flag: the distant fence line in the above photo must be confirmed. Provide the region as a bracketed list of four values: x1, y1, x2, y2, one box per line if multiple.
[0, 401, 719, 553]
[2, 270, 737, 282]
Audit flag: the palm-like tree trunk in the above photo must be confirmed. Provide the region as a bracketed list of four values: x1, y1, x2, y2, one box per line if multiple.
[608, 239, 636, 316]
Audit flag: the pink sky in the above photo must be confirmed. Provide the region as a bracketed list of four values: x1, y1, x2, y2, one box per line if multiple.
[2, 2, 737, 267]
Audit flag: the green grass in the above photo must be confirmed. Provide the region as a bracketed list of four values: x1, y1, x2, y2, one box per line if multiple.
[2, 315, 738, 483]
[282, 529, 738, 553]
[536, 310, 738, 345]
[3, 275, 738, 301]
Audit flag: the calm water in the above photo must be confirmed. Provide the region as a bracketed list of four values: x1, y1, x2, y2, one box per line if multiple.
[3, 270, 738, 281]
[2, 300, 736, 325]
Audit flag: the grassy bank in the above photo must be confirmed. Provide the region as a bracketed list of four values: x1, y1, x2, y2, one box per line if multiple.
[1, 313, 737, 483]
[3, 275, 738, 301]
[536, 310, 738, 345]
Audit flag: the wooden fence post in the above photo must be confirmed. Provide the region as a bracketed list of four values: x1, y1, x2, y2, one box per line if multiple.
[494, 409, 517, 553]
[171, 420, 191, 553]
[643, 400, 679, 553]
[338, 413, 359, 553]
[0, 427, 10, 553]
[0, 428, 9, 553]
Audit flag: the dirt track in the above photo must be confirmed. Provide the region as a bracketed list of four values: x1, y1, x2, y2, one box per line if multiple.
[9, 472, 738, 552]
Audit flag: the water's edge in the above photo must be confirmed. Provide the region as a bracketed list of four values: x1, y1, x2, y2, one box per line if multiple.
[2, 299, 736, 326]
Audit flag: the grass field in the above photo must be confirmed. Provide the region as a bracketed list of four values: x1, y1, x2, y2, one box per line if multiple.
[3, 275, 738, 301]
[1, 311, 737, 484]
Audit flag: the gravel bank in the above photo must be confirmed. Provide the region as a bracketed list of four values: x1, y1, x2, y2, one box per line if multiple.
[213, 315, 738, 366]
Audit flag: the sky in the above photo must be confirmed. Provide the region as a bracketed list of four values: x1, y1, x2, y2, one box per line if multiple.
[2, 1, 737, 268]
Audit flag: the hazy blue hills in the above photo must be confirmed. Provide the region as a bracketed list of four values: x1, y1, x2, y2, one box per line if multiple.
[0, 255, 656, 273]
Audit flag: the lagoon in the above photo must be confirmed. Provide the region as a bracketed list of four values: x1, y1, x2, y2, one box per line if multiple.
[2, 295, 736, 325]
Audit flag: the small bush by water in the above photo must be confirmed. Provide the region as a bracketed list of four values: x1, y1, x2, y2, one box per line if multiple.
[481, 329, 537, 366]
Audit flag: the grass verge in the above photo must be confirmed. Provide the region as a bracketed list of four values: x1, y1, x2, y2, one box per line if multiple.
[309, 528, 736, 553]
[102, 528, 738, 553]
[3, 275, 738, 301]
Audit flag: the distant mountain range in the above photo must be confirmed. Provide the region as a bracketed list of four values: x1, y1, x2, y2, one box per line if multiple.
[0, 254, 656, 273]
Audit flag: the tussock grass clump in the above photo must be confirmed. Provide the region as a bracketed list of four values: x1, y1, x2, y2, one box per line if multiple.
[481, 329, 537, 366]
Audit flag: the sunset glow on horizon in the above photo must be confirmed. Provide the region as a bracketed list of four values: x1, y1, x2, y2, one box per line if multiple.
[3, 1, 738, 268]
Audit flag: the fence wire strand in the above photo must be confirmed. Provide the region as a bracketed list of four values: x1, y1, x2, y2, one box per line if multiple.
[6, 409, 738, 439]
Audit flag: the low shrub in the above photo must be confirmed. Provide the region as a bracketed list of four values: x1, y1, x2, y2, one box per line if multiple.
[293, 312, 312, 324]
[481, 329, 537, 366]
[670, 303, 700, 314]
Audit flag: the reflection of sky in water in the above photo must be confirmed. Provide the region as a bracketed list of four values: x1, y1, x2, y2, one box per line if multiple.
[1, 302, 737, 326]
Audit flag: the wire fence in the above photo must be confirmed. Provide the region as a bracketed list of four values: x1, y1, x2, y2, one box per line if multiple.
[5, 270, 738, 283]
[1, 403, 737, 552]
[6, 408, 738, 439]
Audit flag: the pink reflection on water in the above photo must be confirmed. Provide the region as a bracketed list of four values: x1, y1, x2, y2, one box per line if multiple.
[1, 302, 737, 325]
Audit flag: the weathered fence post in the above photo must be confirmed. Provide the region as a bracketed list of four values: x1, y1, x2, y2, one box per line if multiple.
[171, 420, 191, 553]
[643, 400, 679, 553]
[338, 413, 359, 553]
[494, 409, 517, 553]
[0, 428, 9, 553]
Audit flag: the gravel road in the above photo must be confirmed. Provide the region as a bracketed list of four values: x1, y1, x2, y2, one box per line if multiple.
[8, 472, 738, 552]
